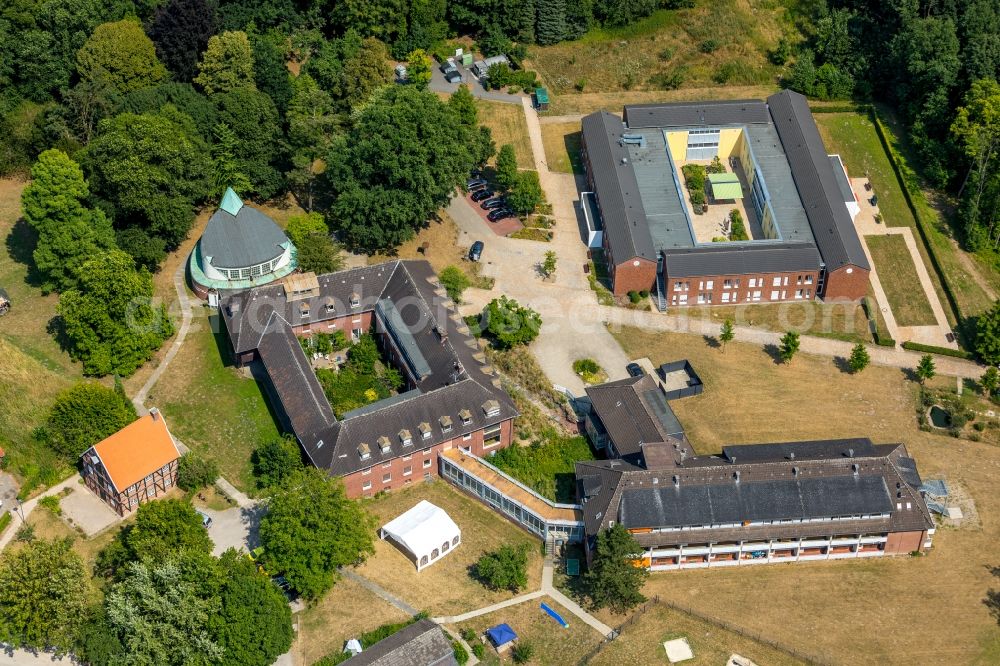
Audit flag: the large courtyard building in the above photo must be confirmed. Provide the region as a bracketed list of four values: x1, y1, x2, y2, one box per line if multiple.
[219, 261, 518, 498]
[580, 90, 870, 306]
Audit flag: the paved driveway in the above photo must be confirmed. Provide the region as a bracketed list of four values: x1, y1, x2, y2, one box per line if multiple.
[202, 503, 264, 557]
[427, 65, 523, 104]
[59, 486, 121, 537]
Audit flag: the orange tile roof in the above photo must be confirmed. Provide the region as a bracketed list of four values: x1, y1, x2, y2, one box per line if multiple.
[92, 412, 180, 492]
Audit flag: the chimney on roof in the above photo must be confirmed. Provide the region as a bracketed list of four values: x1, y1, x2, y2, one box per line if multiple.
[793, 466, 800, 477]
[733, 471, 740, 484]
[150, 407, 160, 421]
[788, 452, 795, 460]
[672, 475, 679, 487]
[852, 463, 859, 476]
[848, 448, 855, 458]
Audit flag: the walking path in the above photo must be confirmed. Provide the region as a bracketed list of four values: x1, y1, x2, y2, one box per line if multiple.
[0, 475, 81, 552]
[214, 477, 253, 509]
[339, 568, 420, 616]
[433, 590, 546, 624]
[852, 178, 955, 348]
[131, 259, 194, 414]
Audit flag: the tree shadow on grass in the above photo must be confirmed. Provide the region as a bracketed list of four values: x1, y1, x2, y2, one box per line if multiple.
[762, 343, 783, 365]
[900, 367, 920, 383]
[832, 356, 854, 374]
[5, 217, 43, 287]
[46, 315, 71, 356]
[983, 565, 1000, 625]
[702, 335, 720, 350]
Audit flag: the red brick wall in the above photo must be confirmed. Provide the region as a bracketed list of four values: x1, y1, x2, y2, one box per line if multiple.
[341, 418, 515, 498]
[611, 259, 658, 296]
[884, 529, 927, 554]
[822, 264, 870, 302]
[291, 311, 374, 337]
[665, 270, 820, 306]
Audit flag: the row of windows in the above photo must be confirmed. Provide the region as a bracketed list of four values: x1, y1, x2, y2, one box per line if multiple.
[673, 275, 815, 293]
[218, 255, 282, 281]
[672, 288, 812, 305]
[643, 513, 892, 533]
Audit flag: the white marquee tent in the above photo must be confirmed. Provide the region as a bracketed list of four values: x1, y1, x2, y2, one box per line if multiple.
[379, 500, 462, 571]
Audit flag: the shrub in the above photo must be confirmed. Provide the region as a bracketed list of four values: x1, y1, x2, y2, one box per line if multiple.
[472, 643, 485, 659]
[460, 628, 476, 642]
[512, 641, 534, 664]
[483, 296, 542, 349]
[649, 70, 685, 90]
[39, 495, 61, 516]
[575, 79, 586, 92]
[658, 47, 674, 61]
[439, 265, 472, 303]
[706, 156, 726, 174]
[699, 39, 720, 53]
[690, 189, 706, 209]
[177, 452, 219, 491]
[452, 640, 469, 665]
[627, 290, 641, 304]
[729, 209, 748, 241]
[681, 163, 706, 191]
[901, 341, 974, 359]
[573, 358, 601, 375]
[252, 436, 304, 489]
[639, 290, 649, 298]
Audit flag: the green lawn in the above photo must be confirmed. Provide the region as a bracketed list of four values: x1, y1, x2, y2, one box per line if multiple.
[814, 112, 994, 331]
[527, 0, 790, 97]
[540, 122, 582, 174]
[865, 234, 937, 327]
[489, 434, 595, 503]
[149, 311, 281, 491]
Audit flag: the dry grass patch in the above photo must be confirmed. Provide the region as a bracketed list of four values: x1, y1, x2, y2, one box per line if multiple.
[150, 311, 281, 491]
[590, 602, 806, 666]
[476, 100, 534, 169]
[664, 300, 873, 344]
[19, 501, 128, 575]
[297, 576, 410, 665]
[454, 594, 602, 665]
[527, 1, 789, 98]
[609, 326, 1000, 663]
[540, 122, 582, 174]
[355, 480, 542, 617]
[866, 234, 937, 326]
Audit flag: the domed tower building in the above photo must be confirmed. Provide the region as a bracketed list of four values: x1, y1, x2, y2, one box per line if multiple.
[189, 187, 298, 301]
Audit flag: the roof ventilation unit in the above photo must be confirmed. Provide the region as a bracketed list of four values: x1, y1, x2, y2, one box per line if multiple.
[621, 134, 646, 148]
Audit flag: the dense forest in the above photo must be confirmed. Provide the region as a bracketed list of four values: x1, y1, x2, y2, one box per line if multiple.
[786, 0, 1000, 253]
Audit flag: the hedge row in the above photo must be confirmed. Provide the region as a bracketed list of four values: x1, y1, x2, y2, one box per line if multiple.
[901, 341, 974, 360]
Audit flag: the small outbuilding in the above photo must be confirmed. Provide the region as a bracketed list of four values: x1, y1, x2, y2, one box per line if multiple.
[379, 500, 461, 571]
[534, 87, 549, 111]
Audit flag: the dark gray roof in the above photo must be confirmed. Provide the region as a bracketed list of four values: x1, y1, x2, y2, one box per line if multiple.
[618, 475, 893, 528]
[256, 313, 336, 437]
[220, 260, 517, 479]
[623, 100, 770, 128]
[377, 298, 433, 380]
[585, 376, 684, 459]
[581, 112, 656, 261]
[661, 243, 822, 278]
[767, 90, 869, 271]
[343, 619, 457, 666]
[721, 438, 878, 464]
[200, 204, 290, 269]
[829, 155, 855, 202]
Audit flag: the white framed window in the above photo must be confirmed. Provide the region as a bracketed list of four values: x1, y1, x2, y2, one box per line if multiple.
[483, 424, 502, 448]
[462, 433, 472, 441]
[783, 276, 789, 286]
[460, 445, 471, 453]
[403, 466, 412, 476]
[705, 280, 714, 289]
[795, 289, 804, 299]
[770, 291, 779, 300]
[350, 294, 360, 308]
[423, 458, 432, 468]
[382, 473, 391, 483]
[362, 481, 372, 491]
[752, 291, 761, 301]
[678, 294, 688, 304]
[805, 276, 814, 285]
[772, 277, 781, 287]
[721, 292, 731, 303]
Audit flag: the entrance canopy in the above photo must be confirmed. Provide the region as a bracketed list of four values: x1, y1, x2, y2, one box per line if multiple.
[708, 172, 743, 200]
[379, 500, 461, 571]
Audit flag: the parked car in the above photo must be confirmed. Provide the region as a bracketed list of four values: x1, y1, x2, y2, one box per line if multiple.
[467, 178, 488, 189]
[445, 70, 463, 83]
[481, 197, 507, 210]
[626, 362, 645, 377]
[487, 208, 515, 222]
[439, 59, 457, 74]
[196, 510, 212, 528]
[469, 182, 490, 193]
[469, 240, 484, 262]
[471, 189, 495, 202]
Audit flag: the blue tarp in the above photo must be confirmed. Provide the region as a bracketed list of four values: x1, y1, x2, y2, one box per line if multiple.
[486, 624, 517, 647]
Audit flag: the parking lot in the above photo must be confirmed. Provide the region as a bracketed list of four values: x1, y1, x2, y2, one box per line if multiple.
[201, 503, 263, 556]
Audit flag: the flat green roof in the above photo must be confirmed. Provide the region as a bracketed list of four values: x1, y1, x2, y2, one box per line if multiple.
[708, 172, 743, 199]
[535, 87, 549, 103]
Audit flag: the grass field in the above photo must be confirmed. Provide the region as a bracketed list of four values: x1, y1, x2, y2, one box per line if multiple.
[354, 480, 543, 617]
[865, 234, 937, 327]
[149, 311, 281, 491]
[0, 178, 80, 489]
[454, 594, 602, 665]
[527, 1, 791, 98]
[297, 576, 411, 665]
[609, 326, 1000, 664]
[590, 602, 806, 666]
[814, 112, 994, 329]
[477, 100, 534, 169]
[539, 122, 582, 174]
[658, 299, 873, 344]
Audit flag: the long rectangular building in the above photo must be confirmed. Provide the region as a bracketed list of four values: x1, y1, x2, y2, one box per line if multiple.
[580, 90, 870, 305]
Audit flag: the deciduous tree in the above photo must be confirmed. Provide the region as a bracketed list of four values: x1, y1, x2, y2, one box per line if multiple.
[177, 452, 219, 491]
[20, 149, 115, 292]
[540, 250, 557, 280]
[475, 544, 529, 592]
[252, 436, 304, 489]
[251, 33, 293, 114]
[483, 296, 542, 349]
[211, 122, 253, 197]
[0, 539, 91, 654]
[284, 212, 343, 274]
[981, 366, 999, 397]
[76, 19, 167, 94]
[41, 382, 137, 460]
[916, 353, 936, 384]
[507, 170, 543, 214]
[719, 318, 734, 352]
[405, 48, 433, 89]
[340, 37, 393, 107]
[213, 87, 286, 199]
[975, 302, 1000, 365]
[583, 524, 647, 614]
[57, 249, 174, 377]
[258, 468, 375, 599]
[195, 30, 256, 95]
[148, 0, 219, 81]
[495, 143, 518, 191]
